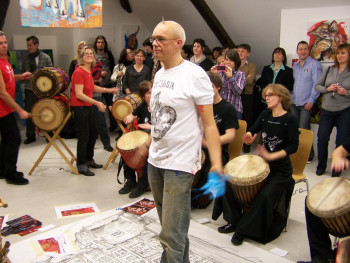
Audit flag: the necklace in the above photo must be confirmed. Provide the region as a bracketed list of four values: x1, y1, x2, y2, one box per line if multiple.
[178, 59, 184, 66]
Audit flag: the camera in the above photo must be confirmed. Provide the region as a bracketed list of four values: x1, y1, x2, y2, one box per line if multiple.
[216, 65, 226, 72]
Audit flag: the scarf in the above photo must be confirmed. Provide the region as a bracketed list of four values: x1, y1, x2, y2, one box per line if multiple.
[27, 49, 40, 73]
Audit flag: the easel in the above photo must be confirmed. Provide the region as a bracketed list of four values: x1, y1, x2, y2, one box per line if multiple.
[29, 112, 79, 175]
[0, 196, 10, 263]
[103, 120, 132, 170]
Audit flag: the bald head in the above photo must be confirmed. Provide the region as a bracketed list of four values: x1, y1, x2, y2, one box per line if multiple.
[153, 20, 186, 47]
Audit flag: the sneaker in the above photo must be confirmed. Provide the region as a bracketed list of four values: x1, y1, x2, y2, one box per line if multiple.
[77, 164, 95, 176]
[231, 232, 244, 246]
[24, 138, 36, 144]
[104, 145, 113, 152]
[119, 180, 137, 195]
[307, 157, 313, 164]
[129, 185, 146, 198]
[6, 173, 29, 185]
[218, 223, 235, 233]
[87, 160, 102, 169]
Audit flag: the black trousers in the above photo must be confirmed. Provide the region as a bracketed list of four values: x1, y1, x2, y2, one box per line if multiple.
[304, 198, 335, 261]
[124, 161, 149, 188]
[0, 113, 21, 177]
[72, 106, 97, 165]
[24, 89, 38, 139]
[92, 96, 110, 148]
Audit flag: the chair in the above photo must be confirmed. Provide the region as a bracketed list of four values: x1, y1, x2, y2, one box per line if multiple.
[285, 128, 313, 231]
[228, 119, 247, 160]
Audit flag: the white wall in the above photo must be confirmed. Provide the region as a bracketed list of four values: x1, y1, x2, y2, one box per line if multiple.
[280, 5, 350, 67]
[3, 1, 152, 72]
[280, 6, 350, 157]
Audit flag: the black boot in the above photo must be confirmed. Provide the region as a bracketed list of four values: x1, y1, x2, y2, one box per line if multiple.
[77, 164, 95, 176]
[119, 180, 137, 194]
[87, 160, 102, 169]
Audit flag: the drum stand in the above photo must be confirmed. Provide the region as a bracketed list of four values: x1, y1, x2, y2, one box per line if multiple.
[29, 112, 79, 175]
[103, 120, 132, 170]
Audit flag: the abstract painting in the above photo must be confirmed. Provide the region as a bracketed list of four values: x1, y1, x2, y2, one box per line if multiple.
[307, 19, 349, 62]
[19, 0, 102, 28]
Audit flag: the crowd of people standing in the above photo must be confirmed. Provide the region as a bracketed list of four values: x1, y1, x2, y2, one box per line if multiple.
[1, 24, 349, 263]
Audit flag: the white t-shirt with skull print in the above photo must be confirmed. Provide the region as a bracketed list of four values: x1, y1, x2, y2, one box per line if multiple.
[149, 60, 214, 174]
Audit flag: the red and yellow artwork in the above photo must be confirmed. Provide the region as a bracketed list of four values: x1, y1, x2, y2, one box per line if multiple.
[307, 19, 349, 62]
[19, 0, 102, 28]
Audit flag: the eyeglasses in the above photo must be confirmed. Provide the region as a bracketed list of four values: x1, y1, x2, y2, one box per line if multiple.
[265, 92, 277, 99]
[150, 36, 177, 44]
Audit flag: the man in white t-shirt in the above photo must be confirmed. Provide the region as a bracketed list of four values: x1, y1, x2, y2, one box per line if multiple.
[141, 20, 223, 262]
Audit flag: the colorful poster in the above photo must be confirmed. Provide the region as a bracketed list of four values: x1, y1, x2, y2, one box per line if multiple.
[307, 19, 349, 62]
[19, 0, 102, 28]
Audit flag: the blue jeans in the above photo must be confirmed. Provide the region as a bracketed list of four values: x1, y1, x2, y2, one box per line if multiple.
[290, 104, 314, 159]
[317, 107, 350, 171]
[148, 163, 193, 263]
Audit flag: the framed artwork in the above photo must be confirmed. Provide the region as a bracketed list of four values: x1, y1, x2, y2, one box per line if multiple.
[19, 0, 102, 28]
[307, 19, 349, 62]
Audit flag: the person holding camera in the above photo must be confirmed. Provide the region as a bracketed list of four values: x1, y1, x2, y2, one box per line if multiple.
[211, 49, 245, 119]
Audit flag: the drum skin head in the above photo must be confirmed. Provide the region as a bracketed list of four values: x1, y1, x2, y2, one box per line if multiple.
[31, 99, 67, 131]
[117, 130, 149, 151]
[112, 99, 133, 121]
[36, 76, 52, 92]
[225, 155, 270, 186]
[307, 177, 350, 218]
[31, 67, 68, 98]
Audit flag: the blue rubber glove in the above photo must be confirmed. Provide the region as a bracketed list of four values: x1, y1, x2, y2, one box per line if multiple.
[195, 171, 228, 200]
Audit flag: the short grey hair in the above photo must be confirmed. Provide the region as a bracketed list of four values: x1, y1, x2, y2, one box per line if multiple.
[0, 31, 6, 37]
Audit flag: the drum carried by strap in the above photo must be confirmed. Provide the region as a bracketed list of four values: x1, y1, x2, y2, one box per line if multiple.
[225, 155, 270, 212]
[31, 94, 69, 132]
[111, 93, 142, 121]
[31, 67, 69, 98]
[307, 177, 350, 237]
[116, 130, 149, 174]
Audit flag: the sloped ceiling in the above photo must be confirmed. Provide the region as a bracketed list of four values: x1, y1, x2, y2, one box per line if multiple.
[129, 0, 349, 72]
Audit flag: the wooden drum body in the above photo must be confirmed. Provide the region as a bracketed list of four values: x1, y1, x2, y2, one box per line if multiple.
[117, 130, 149, 171]
[31, 95, 69, 132]
[307, 177, 350, 237]
[31, 67, 69, 98]
[111, 93, 142, 121]
[225, 155, 270, 210]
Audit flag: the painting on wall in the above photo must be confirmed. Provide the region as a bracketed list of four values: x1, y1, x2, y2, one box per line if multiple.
[307, 19, 349, 62]
[19, 0, 102, 28]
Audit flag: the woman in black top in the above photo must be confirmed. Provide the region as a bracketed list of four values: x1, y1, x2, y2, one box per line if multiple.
[258, 47, 294, 92]
[214, 83, 298, 246]
[123, 49, 151, 94]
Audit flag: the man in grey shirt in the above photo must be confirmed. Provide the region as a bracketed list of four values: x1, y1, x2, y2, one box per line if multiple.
[22, 35, 52, 144]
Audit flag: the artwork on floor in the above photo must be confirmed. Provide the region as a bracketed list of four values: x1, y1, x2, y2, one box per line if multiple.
[8, 201, 294, 263]
[307, 19, 349, 62]
[19, 0, 102, 28]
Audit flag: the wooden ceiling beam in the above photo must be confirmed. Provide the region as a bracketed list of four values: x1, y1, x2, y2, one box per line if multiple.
[189, 0, 235, 47]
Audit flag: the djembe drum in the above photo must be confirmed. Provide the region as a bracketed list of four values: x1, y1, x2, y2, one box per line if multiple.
[307, 177, 350, 237]
[225, 155, 270, 212]
[116, 130, 149, 177]
[31, 94, 69, 132]
[111, 93, 142, 121]
[31, 67, 69, 98]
